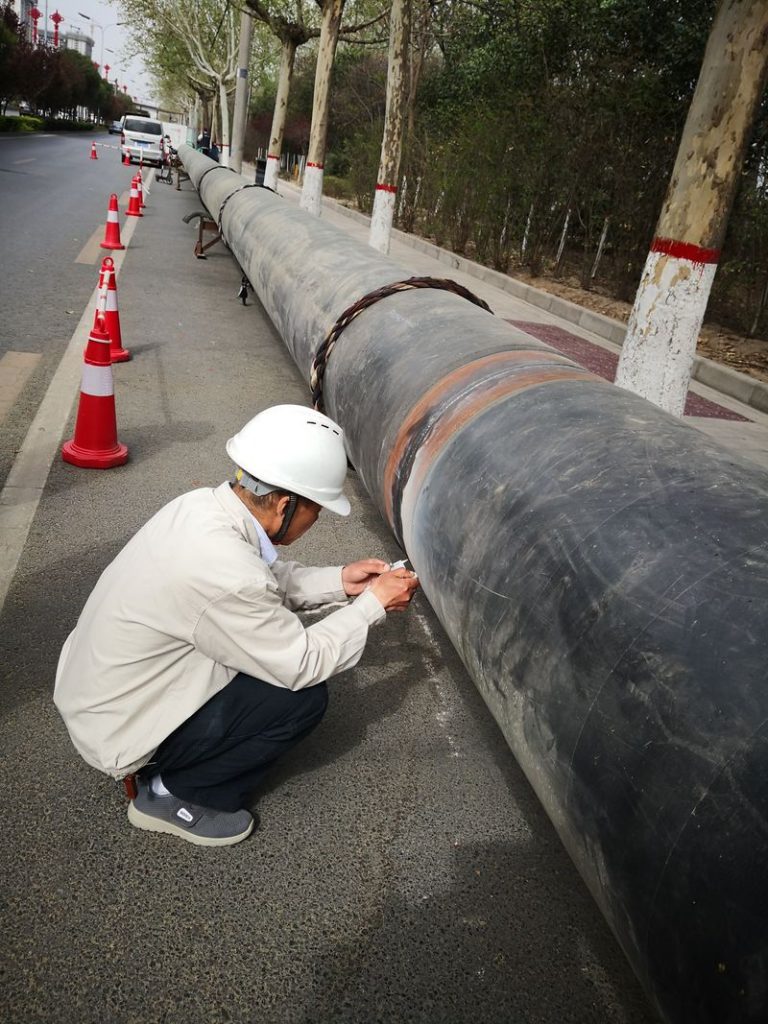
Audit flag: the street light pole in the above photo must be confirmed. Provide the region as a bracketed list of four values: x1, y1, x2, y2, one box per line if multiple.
[78, 13, 123, 71]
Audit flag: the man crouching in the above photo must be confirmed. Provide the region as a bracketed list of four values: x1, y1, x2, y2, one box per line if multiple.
[54, 405, 419, 846]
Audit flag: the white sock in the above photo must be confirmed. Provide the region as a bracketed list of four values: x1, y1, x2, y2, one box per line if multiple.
[150, 773, 171, 797]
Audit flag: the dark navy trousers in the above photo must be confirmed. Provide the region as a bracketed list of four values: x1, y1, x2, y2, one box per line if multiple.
[143, 673, 329, 812]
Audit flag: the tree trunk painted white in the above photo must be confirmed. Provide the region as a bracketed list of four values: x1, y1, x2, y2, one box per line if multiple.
[369, 0, 410, 254]
[300, 0, 345, 216]
[616, 0, 768, 416]
[370, 187, 398, 252]
[265, 37, 297, 191]
[229, 9, 254, 173]
[619, 249, 718, 416]
[302, 162, 325, 214]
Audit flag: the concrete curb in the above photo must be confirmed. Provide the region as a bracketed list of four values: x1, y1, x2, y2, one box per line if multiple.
[276, 179, 768, 417]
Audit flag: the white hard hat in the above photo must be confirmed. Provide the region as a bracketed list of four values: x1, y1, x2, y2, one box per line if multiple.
[226, 405, 351, 516]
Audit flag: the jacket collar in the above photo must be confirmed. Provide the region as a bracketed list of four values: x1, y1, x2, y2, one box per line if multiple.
[212, 480, 261, 550]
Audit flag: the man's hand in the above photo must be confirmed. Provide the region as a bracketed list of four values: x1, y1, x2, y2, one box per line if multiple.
[342, 559, 390, 596]
[368, 569, 420, 613]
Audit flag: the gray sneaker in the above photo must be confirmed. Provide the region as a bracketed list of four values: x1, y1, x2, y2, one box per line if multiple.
[127, 780, 255, 847]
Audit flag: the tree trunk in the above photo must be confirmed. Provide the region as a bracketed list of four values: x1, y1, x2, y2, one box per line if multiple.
[265, 36, 298, 190]
[369, 0, 411, 253]
[300, 0, 346, 216]
[521, 203, 533, 257]
[590, 216, 610, 283]
[554, 207, 571, 274]
[210, 99, 218, 151]
[406, 0, 429, 142]
[218, 78, 231, 166]
[230, 9, 254, 173]
[615, 0, 768, 416]
[749, 273, 768, 336]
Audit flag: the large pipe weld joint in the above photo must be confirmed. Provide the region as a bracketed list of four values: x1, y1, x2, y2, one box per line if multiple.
[179, 145, 768, 1024]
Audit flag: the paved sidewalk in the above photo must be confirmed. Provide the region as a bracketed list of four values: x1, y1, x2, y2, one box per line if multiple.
[269, 176, 768, 472]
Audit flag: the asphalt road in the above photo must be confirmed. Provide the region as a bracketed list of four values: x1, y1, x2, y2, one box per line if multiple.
[0, 129, 130, 487]
[0, 148, 660, 1024]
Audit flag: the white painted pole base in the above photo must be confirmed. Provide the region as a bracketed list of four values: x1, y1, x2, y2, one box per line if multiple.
[369, 186, 397, 254]
[300, 164, 324, 217]
[264, 155, 280, 191]
[219, 144, 230, 168]
[615, 245, 718, 418]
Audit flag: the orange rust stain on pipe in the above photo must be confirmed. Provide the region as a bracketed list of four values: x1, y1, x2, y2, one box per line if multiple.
[383, 361, 599, 527]
[383, 349, 568, 509]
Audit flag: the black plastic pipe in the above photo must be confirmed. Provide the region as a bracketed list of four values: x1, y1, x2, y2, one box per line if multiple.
[180, 145, 768, 1024]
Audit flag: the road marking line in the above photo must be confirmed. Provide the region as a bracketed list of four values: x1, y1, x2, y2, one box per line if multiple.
[75, 225, 105, 265]
[0, 352, 41, 424]
[13, 158, 35, 165]
[0, 211, 141, 614]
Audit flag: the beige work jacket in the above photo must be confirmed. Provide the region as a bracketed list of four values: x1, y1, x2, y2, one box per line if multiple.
[54, 482, 385, 778]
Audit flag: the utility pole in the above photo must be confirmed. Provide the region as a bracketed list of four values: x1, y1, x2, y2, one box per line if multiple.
[615, 0, 768, 416]
[230, 9, 254, 174]
[369, 0, 410, 254]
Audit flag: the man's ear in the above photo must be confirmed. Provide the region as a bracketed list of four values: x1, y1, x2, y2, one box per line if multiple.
[274, 493, 292, 518]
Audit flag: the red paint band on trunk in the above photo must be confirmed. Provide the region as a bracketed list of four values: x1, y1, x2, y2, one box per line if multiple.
[306, 161, 324, 169]
[376, 183, 398, 194]
[651, 237, 720, 264]
[267, 154, 279, 160]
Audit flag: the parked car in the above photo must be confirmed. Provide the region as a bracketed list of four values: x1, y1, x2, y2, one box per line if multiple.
[120, 115, 165, 166]
[108, 120, 122, 134]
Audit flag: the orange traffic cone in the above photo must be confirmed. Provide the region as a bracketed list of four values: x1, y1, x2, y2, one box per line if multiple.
[90, 141, 98, 160]
[126, 176, 142, 218]
[136, 170, 146, 209]
[94, 256, 131, 363]
[122, 149, 131, 165]
[100, 193, 125, 250]
[62, 316, 128, 469]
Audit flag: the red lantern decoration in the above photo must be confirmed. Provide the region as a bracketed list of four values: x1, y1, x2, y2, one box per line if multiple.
[50, 10, 64, 48]
[29, 6, 41, 45]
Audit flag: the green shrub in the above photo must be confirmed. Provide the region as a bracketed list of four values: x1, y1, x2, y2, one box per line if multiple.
[0, 114, 43, 132]
[322, 175, 356, 202]
[43, 117, 94, 131]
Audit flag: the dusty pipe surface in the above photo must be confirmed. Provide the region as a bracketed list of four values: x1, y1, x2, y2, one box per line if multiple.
[181, 146, 768, 1024]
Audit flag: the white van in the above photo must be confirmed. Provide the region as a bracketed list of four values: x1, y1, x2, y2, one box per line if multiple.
[120, 115, 165, 166]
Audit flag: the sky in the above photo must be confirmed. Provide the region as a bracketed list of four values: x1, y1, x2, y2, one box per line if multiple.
[45, 0, 158, 105]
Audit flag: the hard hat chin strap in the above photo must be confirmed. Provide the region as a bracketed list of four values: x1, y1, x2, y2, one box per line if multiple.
[234, 468, 299, 542]
[272, 493, 298, 543]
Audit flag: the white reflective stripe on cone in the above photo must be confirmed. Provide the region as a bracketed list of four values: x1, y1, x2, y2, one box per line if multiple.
[107, 210, 119, 222]
[80, 363, 115, 397]
[106, 290, 118, 311]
